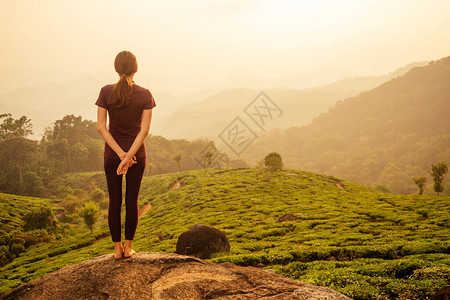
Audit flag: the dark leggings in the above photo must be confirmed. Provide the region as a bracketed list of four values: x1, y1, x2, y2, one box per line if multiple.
[104, 157, 146, 242]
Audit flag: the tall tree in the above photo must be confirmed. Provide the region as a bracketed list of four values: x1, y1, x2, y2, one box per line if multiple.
[413, 176, 427, 195]
[173, 152, 183, 171]
[263, 152, 283, 185]
[69, 143, 89, 172]
[0, 114, 39, 194]
[0, 137, 37, 194]
[264, 152, 283, 172]
[0, 114, 33, 139]
[430, 162, 448, 196]
[79, 201, 101, 234]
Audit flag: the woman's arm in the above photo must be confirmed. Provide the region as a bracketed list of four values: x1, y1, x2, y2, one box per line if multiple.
[117, 109, 153, 175]
[97, 107, 126, 158]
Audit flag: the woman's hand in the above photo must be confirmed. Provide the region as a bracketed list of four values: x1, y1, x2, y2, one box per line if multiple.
[117, 153, 137, 175]
[118, 152, 137, 164]
[117, 158, 131, 175]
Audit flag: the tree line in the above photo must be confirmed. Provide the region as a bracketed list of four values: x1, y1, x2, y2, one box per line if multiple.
[0, 113, 245, 197]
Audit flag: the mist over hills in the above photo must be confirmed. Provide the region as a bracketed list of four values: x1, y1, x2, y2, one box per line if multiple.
[157, 61, 427, 139]
[0, 77, 216, 140]
[0, 62, 425, 140]
[241, 56, 450, 194]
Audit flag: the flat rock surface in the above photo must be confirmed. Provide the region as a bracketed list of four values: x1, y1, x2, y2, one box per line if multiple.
[1, 252, 351, 300]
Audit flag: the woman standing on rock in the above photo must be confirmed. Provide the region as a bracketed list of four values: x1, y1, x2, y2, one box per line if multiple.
[96, 50, 156, 259]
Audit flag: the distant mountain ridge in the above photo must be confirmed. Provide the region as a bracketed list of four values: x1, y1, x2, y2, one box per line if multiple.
[242, 56, 450, 194]
[0, 62, 426, 140]
[158, 61, 428, 139]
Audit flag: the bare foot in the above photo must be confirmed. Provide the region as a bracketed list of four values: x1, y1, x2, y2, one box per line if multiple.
[124, 249, 137, 258]
[113, 242, 124, 259]
[123, 239, 137, 258]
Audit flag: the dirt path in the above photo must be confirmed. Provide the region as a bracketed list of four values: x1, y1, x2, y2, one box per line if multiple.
[169, 180, 182, 190]
[139, 202, 152, 217]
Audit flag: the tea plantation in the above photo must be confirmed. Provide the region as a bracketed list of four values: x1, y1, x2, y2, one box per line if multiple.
[1, 168, 449, 299]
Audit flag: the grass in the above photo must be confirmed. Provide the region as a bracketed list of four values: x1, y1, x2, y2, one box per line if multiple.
[0, 168, 449, 299]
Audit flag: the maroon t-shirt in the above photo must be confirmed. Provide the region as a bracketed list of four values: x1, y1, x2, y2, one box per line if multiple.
[95, 83, 156, 159]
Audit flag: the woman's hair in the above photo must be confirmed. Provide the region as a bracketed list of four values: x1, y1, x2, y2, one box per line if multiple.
[108, 50, 138, 108]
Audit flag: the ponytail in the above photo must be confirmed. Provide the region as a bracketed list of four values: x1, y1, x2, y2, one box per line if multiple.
[108, 51, 138, 109]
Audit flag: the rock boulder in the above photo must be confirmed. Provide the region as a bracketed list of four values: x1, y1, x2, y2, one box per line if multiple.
[176, 224, 230, 259]
[1, 252, 351, 300]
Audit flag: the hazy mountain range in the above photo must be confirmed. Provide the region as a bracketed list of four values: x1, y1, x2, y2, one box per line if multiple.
[240, 56, 450, 194]
[0, 61, 426, 140]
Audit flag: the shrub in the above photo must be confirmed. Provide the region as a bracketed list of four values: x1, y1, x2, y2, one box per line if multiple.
[90, 188, 105, 203]
[22, 206, 57, 233]
[55, 185, 73, 198]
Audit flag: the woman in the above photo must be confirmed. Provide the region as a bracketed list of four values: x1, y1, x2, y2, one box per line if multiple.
[96, 50, 156, 259]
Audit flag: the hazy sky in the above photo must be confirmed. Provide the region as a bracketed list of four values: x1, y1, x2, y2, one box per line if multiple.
[2, 0, 450, 95]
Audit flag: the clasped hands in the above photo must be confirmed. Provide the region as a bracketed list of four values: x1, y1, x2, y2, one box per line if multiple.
[117, 152, 137, 175]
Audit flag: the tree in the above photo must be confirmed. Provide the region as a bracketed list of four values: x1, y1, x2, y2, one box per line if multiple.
[85, 138, 104, 171]
[173, 152, 183, 171]
[413, 176, 427, 195]
[79, 201, 100, 234]
[430, 162, 448, 196]
[45, 138, 70, 172]
[0, 114, 37, 194]
[0, 114, 33, 139]
[263, 152, 283, 185]
[264, 152, 283, 171]
[69, 142, 88, 171]
[48, 115, 86, 145]
[0, 137, 38, 193]
[201, 149, 215, 169]
[23, 171, 45, 196]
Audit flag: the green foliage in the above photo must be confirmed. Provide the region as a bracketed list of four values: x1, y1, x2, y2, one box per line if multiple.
[78, 201, 100, 234]
[0, 114, 32, 140]
[264, 152, 283, 171]
[244, 57, 450, 195]
[0, 193, 59, 267]
[260, 152, 283, 185]
[54, 186, 73, 198]
[0, 169, 449, 299]
[0, 113, 233, 197]
[0, 137, 38, 195]
[375, 185, 391, 193]
[413, 176, 427, 195]
[430, 162, 448, 196]
[90, 188, 105, 203]
[23, 171, 44, 197]
[146, 137, 229, 174]
[173, 152, 182, 171]
[22, 206, 57, 233]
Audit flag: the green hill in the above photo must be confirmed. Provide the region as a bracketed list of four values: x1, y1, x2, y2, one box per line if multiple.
[243, 56, 450, 195]
[1, 168, 449, 299]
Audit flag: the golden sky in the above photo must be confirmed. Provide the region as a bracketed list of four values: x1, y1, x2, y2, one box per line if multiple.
[1, 0, 450, 95]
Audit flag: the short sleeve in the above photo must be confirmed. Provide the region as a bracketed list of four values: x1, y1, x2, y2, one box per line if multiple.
[95, 87, 108, 109]
[144, 90, 156, 110]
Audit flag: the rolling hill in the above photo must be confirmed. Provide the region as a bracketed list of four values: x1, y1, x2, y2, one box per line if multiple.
[157, 61, 427, 139]
[242, 56, 450, 194]
[0, 61, 425, 141]
[1, 168, 449, 299]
